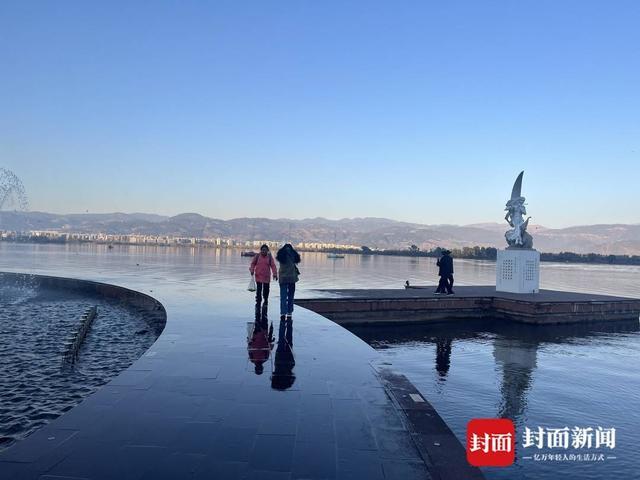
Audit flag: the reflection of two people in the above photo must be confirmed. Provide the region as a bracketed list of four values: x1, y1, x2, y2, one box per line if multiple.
[247, 305, 273, 375]
[435, 337, 452, 379]
[246, 306, 295, 390]
[271, 317, 295, 390]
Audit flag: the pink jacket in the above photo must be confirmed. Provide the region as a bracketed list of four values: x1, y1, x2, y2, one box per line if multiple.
[250, 253, 277, 283]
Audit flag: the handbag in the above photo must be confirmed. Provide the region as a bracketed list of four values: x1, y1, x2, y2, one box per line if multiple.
[248, 276, 256, 292]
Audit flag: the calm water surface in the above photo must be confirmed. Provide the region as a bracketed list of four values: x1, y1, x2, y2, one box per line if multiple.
[1, 243, 639, 479]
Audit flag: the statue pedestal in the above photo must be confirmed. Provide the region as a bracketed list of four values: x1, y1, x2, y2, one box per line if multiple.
[496, 249, 540, 294]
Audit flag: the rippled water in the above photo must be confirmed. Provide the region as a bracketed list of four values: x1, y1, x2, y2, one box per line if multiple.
[1, 242, 639, 297]
[0, 242, 639, 479]
[0, 280, 158, 449]
[350, 321, 640, 480]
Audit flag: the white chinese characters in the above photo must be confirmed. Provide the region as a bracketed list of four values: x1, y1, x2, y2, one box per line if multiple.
[470, 432, 514, 454]
[522, 426, 616, 450]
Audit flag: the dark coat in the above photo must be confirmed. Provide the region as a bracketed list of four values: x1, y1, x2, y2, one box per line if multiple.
[438, 254, 454, 276]
[276, 245, 301, 284]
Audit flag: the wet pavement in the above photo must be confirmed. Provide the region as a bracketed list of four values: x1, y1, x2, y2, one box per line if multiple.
[0, 275, 437, 480]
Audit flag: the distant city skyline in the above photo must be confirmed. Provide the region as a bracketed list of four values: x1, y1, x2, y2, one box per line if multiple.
[2, 1, 639, 228]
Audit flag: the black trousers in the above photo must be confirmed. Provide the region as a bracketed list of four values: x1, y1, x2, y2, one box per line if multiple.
[436, 275, 454, 293]
[444, 274, 454, 293]
[256, 282, 270, 305]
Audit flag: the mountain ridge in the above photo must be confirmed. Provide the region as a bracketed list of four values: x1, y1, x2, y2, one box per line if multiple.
[1, 211, 639, 255]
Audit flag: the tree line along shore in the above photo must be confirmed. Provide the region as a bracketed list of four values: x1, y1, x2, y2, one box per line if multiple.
[323, 245, 640, 266]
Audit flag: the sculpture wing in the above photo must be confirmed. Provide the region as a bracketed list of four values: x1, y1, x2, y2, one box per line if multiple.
[511, 171, 524, 200]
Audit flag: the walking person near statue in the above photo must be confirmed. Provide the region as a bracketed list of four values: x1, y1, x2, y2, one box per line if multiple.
[435, 249, 455, 295]
[434, 252, 447, 294]
[276, 243, 301, 321]
[250, 244, 278, 309]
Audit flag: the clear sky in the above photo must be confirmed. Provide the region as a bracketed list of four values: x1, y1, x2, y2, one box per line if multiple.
[1, 1, 638, 228]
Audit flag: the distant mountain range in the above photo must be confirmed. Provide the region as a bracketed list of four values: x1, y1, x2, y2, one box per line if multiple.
[1, 211, 639, 255]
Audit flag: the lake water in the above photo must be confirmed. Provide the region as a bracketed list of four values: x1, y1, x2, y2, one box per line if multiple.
[1, 242, 639, 479]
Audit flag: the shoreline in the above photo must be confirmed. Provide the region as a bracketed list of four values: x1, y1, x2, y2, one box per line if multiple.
[2, 239, 640, 266]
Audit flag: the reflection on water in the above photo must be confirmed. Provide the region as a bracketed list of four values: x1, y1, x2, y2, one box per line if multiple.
[350, 320, 640, 480]
[1, 242, 639, 478]
[1, 243, 639, 299]
[247, 304, 273, 376]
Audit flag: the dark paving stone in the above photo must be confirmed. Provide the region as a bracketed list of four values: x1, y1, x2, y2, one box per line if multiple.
[336, 450, 384, 480]
[357, 386, 391, 407]
[296, 415, 335, 444]
[123, 414, 192, 448]
[173, 421, 221, 454]
[292, 441, 336, 479]
[151, 376, 224, 395]
[208, 427, 258, 463]
[246, 470, 292, 480]
[108, 369, 154, 389]
[139, 452, 206, 480]
[258, 412, 298, 436]
[193, 459, 248, 480]
[201, 381, 244, 401]
[364, 406, 407, 431]
[222, 404, 268, 429]
[82, 385, 146, 407]
[327, 382, 360, 400]
[382, 459, 431, 480]
[161, 363, 221, 379]
[334, 418, 377, 452]
[40, 475, 91, 480]
[237, 385, 281, 405]
[249, 435, 295, 473]
[136, 391, 208, 417]
[0, 428, 78, 463]
[373, 428, 422, 460]
[297, 378, 329, 395]
[47, 444, 168, 480]
[193, 398, 236, 422]
[299, 394, 332, 417]
[330, 399, 365, 420]
[267, 391, 302, 411]
[423, 462, 485, 480]
[0, 461, 44, 480]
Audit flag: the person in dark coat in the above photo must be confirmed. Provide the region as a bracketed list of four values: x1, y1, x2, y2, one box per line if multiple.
[435, 250, 455, 295]
[276, 243, 301, 321]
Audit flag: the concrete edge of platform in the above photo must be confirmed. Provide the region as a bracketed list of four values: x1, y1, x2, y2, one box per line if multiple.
[296, 290, 640, 326]
[373, 365, 484, 480]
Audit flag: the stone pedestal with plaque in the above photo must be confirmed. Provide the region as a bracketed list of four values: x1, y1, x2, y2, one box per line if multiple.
[496, 248, 540, 294]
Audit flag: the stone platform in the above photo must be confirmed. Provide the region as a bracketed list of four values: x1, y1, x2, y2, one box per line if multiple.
[0, 273, 484, 480]
[296, 286, 640, 325]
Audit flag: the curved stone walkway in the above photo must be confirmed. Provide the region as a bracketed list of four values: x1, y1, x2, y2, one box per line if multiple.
[0, 274, 438, 480]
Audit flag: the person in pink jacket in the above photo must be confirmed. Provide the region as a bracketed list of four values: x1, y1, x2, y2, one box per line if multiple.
[250, 244, 278, 308]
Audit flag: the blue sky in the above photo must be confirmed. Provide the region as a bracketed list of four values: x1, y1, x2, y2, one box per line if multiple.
[1, 1, 638, 228]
